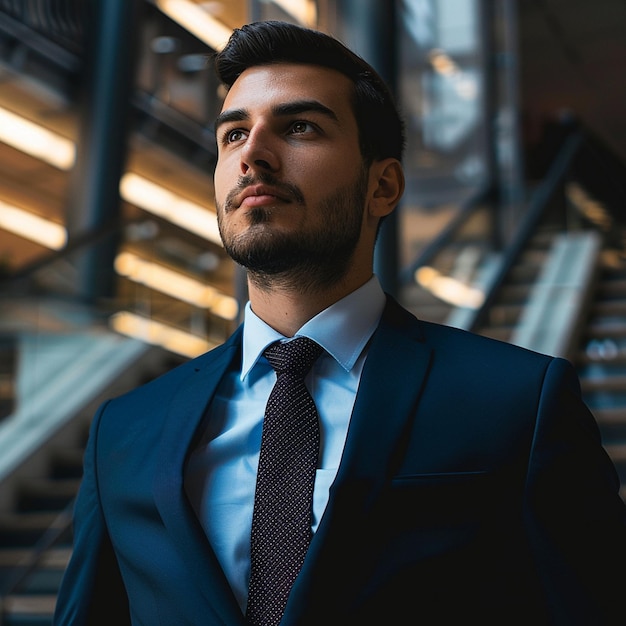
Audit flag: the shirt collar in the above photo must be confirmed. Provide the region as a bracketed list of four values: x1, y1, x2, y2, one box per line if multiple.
[241, 275, 386, 379]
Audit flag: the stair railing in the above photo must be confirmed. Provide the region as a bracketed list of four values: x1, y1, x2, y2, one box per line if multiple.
[468, 131, 585, 332]
[399, 182, 494, 286]
[399, 128, 590, 332]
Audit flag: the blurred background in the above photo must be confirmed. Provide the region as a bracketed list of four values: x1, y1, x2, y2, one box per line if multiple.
[0, 1, 625, 622]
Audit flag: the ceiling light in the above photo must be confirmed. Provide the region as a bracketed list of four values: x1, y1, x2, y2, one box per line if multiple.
[119, 172, 222, 245]
[0, 106, 75, 170]
[271, 0, 317, 26]
[114, 251, 238, 319]
[110, 311, 216, 358]
[427, 49, 477, 100]
[415, 265, 484, 309]
[429, 49, 459, 76]
[0, 200, 67, 249]
[156, 0, 232, 51]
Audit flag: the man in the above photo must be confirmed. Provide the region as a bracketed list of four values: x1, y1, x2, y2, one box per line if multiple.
[54, 20, 626, 625]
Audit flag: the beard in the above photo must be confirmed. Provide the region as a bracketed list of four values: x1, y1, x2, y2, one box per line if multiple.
[217, 168, 368, 292]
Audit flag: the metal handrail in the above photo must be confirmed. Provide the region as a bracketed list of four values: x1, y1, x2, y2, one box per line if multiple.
[469, 130, 584, 332]
[399, 128, 587, 333]
[399, 183, 493, 285]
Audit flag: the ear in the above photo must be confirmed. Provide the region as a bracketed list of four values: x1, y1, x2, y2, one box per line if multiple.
[367, 158, 405, 218]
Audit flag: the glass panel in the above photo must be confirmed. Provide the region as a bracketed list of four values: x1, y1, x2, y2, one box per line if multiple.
[398, 0, 490, 267]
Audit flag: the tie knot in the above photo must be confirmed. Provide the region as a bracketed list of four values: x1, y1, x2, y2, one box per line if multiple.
[264, 337, 323, 378]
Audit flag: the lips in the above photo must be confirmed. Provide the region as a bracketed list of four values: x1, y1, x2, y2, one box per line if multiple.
[235, 184, 292, 208]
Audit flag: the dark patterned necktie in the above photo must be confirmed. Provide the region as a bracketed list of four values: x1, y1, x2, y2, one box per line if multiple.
[245, 337, 324, 626]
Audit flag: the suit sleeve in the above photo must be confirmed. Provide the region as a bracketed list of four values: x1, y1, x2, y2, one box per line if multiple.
[53, 401, 131, 626]
[525, 357, 626, 625]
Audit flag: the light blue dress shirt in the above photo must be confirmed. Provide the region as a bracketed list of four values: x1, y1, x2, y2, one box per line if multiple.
[184, 276, 386, 611]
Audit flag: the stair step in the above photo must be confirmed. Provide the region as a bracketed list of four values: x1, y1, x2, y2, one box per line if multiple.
[4, 567, 66, 596]
[577, 350, 626, 366]
[493, 284, 533, 304]
[0, 512, 71, 548]
[48, 449, 84, 480]
[591, 301, 626, 317]
[581, 375, 626, 392]
[519, 248, 550, 264]
[16, 480, 80, 514]
[0, 546, 72, 568]
[528, 228, 561, 248]
[585, 322, 626, 338]
[482, 303, 524, 326]
[0, 550, 69, 597]
[591, 406, 626, 424]
[595, 286, 626, 301]
[504, 264, 542, 284]
[1, 594, 56, 626]
[604, 444, 626, 462]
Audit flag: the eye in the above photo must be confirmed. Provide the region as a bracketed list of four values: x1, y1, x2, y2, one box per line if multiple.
[224, 128, 247, 144]
[290, 121, 314, 135]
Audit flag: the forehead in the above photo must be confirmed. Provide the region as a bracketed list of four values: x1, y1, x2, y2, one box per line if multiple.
[221, 63, 355, 120]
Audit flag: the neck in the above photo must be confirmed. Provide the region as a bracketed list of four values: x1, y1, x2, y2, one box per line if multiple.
[247, 270, 373, 337]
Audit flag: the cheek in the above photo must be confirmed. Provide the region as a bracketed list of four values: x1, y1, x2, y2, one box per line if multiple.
[298, 154, 353, 192]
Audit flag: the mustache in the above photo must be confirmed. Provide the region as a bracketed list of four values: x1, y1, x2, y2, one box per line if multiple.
[224, 173, 305, 210]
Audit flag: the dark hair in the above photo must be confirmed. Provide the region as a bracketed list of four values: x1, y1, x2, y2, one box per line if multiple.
[214, 20, 405, 163]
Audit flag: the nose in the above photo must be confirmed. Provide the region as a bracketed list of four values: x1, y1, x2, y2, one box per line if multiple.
[240, 126, 279, 175]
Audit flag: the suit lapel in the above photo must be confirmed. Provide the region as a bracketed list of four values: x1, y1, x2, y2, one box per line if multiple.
[286, 297, 433, 622]
[152, 328, 246, 625]
[334, 297, 432, 487]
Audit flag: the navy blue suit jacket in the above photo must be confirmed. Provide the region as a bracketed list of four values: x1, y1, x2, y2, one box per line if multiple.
[54, 297, 626, 625]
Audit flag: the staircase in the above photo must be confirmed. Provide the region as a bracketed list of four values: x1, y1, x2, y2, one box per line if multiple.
[472, 223, 626, 502]
[0, 443, 83, 625]
[473, 227, 558, 343]
[0, 337, 182, 625]
[574, 248, 626, 501]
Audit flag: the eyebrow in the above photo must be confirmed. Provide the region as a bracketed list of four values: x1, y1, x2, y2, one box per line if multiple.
[214, 99, 339, 133]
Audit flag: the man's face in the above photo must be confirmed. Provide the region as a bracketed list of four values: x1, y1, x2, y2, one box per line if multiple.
[213, 63, 371, 287]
